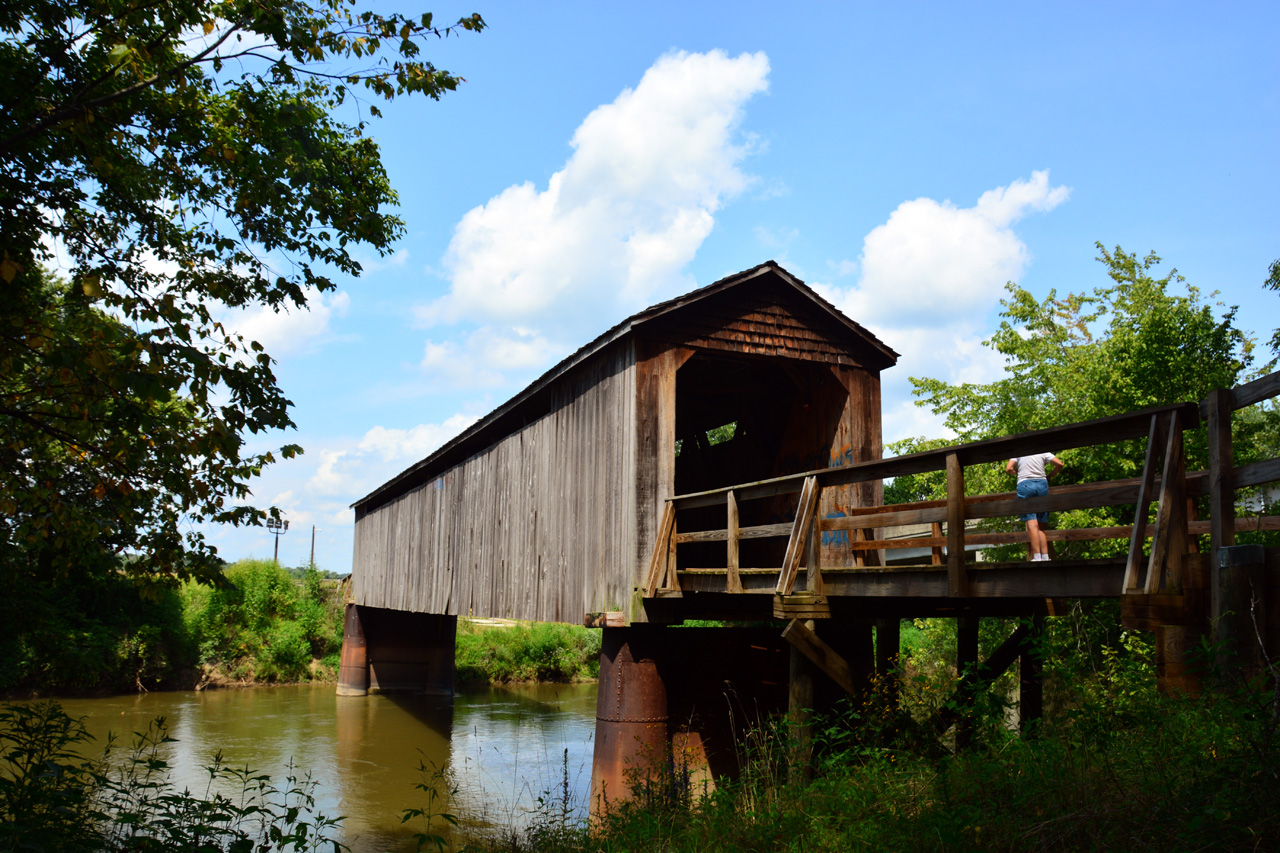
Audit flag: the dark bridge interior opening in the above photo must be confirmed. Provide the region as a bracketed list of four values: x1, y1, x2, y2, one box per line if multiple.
[674, 353, 852, 570]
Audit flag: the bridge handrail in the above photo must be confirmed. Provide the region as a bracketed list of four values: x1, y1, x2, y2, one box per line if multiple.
[670, 401, 1199, 511]
[646, 371, 1280, 602]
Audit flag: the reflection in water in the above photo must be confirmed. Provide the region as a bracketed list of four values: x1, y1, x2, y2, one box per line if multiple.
[42, 683, 597, 852]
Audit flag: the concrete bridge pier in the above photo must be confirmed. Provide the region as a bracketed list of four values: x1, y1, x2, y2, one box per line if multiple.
[336, 605, 456, 695]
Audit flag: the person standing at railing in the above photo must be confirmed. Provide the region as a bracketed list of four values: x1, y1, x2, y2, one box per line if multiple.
[1006, 453, 1064, 561]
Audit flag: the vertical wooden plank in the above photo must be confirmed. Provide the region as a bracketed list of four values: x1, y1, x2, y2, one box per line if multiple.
[1019, 613, 1044, 736]
[656, 346, 695, 508]
[874, 618, 901, 707]
[777, 476, 818, 595]
[806, 495, 823, 595]
[946, 453, 968, 597]
[955, 616, 979, 749]
[930, 522, 944, 566]
[788, 619, 816, 783]
[1146, 413, 1187, 594]
[665, 513, 681, 592]
[1124, 414, 1167, 592]
[1205, 387, 1235, 623]
[643, 503, 675, 597]
[727, 490, 742, 594]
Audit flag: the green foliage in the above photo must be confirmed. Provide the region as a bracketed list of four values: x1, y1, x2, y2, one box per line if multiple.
[899, 244, 1265, 560]
[0, 548, 195, 693]
[401, 756, 460, 853]
[1265, 257, 1280, 354]
[0, 701, 347, 852]
[180, 558, 345, 682]
[0, 2, 484, 588]
[454, 621, 602, 686]
[912, 245, 1252, 443]
[470, 642, 1280, 853]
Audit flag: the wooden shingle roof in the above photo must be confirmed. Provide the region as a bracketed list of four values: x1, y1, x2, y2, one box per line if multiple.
[353, 260, 897, 513]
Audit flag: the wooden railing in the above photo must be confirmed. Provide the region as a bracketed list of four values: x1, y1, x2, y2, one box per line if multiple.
[643, 372, 1280, 604]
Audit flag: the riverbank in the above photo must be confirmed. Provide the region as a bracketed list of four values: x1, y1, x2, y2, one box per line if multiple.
[1, 558, 345, 698]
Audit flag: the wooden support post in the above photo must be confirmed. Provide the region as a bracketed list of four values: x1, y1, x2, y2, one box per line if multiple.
[1146, 413, 1187, 594]
[643, 502, 675, 598]
[934, 620, 1030, 740]
[788, 620, 816, 783]
[777, 476, 818, 595]
[1213, 544, 1267, 680]
[874, 618, 901, 707]
[1019, 614, 1044, 736]
[666, 514, 681, 592]
[946, 453, 968, 596]
[726, 490, 742, 594]
[806, 504, 823, 595]
[1125, 413, 1169, 592]
[955, 616, 979, 749]
[852, 527, 867, 568]
[930, 522, 944, 566]
[1206, 387, 1236, 627]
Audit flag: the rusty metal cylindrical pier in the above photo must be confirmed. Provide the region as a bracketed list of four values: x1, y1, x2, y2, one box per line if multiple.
[337, 603, 369, 696]
[590, 627, 669, 815]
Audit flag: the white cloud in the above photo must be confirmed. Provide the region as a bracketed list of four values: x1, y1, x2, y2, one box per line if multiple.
[418, 327, 562, 389]
[834, 170, 1069, 331]
[815, 171, 1069, 443]
[414, 49, 770, 386]
[819, 170, 1068, 399]
[198, 413, 479, 570]
[221, 288, 351, 358]
[307, 414, 478, 499]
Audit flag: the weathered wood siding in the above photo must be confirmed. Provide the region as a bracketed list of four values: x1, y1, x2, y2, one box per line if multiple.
[352, 341, 637, 621]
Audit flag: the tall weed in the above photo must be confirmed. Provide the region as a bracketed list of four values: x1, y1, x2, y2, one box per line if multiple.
[0, 701, 346, 852]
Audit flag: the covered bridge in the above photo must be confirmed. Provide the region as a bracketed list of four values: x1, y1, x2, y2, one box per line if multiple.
[338, 260, 1280, 811]
[347, 260, 897, 631]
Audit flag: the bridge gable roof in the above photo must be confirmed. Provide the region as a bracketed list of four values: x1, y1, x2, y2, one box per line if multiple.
[353, 260, 898, 513]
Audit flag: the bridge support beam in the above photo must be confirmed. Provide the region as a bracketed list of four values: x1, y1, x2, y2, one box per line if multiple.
[590, 625, 790, 817]
[337, 606, 456, 695]
[590, 627, 670, 815]
[955, 616, 979, 749]
[1019, 614, 1044, 735]
[1213, 544, 1269, 682]
[337, 603, 369, 696]
[874, 618, 901, 706]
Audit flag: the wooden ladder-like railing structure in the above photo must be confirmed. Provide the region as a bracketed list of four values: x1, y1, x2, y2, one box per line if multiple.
[642, 372, 1280, 622]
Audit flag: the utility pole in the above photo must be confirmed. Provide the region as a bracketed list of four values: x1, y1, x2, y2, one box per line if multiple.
[310, 525, 320, 569]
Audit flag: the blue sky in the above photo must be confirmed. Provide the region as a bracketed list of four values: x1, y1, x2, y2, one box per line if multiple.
[208, 1, 1280, 572]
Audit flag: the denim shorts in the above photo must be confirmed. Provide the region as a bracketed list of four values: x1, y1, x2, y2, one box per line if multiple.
[1016, 478, 1048, 523]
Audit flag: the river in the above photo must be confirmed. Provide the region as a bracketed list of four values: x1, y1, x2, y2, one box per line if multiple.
[42, 683, 598, 851]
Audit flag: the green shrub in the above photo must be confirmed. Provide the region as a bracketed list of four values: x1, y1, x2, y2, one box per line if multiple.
[0, 552, 195, 693]
[455, 621, 601, 686]
[179, 559, 345, 684]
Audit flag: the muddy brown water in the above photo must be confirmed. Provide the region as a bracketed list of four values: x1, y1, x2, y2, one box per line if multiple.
[37, 683, 598, 851]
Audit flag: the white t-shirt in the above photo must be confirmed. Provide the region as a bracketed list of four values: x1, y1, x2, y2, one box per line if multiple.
[1013, 453, 1057, 482]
